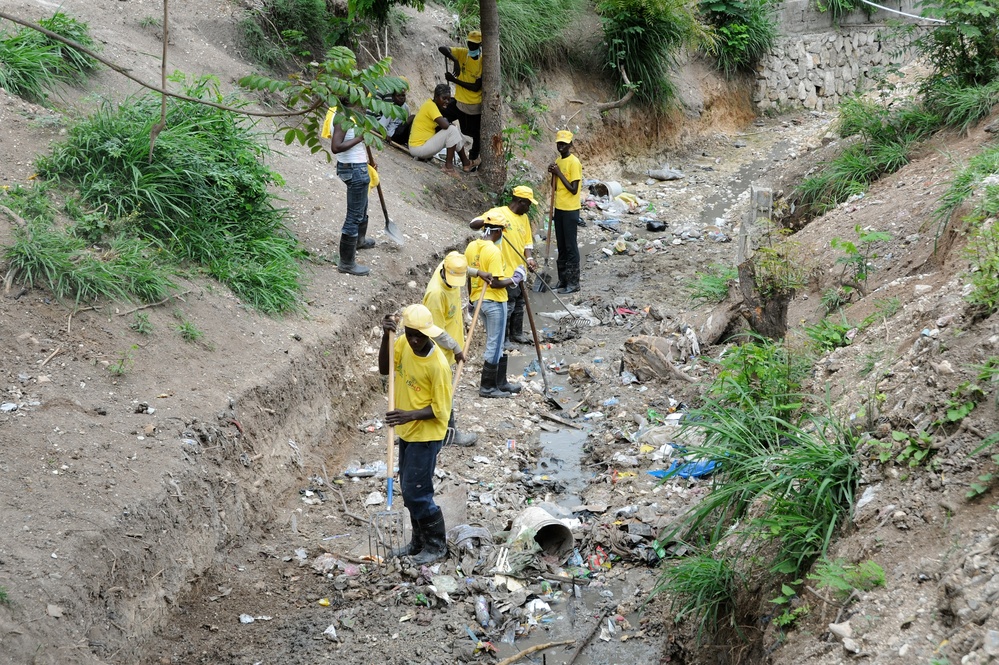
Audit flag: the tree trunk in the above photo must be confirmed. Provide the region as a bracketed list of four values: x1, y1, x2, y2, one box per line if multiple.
[737, 259, 793, 341]
[479, 0, 505, 192]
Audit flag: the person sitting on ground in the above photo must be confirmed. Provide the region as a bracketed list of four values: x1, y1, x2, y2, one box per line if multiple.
[438, 30, 483, 169]
[379, 304, 453, 565]
[423, 251, 490, 447]
[469, 186, 538, 347]
[548, 129, 583, 293]
[408, 84, 474, 174]
[376, 78, 414, 146]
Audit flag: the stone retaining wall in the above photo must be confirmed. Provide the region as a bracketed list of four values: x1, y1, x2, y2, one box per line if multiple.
[753, 0, 924, 112]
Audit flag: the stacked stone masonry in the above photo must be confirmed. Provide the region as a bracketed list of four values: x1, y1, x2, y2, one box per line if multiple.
[753, 0, 922, 112]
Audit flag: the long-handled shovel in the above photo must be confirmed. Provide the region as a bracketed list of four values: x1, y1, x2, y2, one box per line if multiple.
[533, 173, 556, 293]
[453, 288, 486, 390]
[371, 327, 404, 562]
[521, 287, 562, 410]
[366, 145, 405, 246]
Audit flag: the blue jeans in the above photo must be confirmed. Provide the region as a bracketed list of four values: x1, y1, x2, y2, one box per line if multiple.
[398, 437, 443, 520]
[336, 162, 369, 237]
[480, 299, 507, 365]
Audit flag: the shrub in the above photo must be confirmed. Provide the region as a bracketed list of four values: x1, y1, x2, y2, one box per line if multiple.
[0, 11, 97, 102]
[910, 0, 999, 89]
[597, 0, 708, 107]
[239, 0, 353, 69]
[36, 74, 304, 313]
[654, 554, 740, 642]
[710, 334, 812, 417]
[700, 0, 779, 77]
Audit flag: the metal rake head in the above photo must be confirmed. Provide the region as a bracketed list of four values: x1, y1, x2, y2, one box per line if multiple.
[368, 507, 405, 564]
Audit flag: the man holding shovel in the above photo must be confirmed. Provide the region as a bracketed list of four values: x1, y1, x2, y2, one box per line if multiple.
[548, 130, 583, 293]
[379, 304, 453, 564]
[469, 186, 538, 346]
[464, 212, 522, 398]
[423, 251, 484, 447]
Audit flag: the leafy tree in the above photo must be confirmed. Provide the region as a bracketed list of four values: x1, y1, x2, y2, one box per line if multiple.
[912, 0, 999, 88]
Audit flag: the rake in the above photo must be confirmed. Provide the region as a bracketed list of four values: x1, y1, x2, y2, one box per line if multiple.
[369, 327, 404, 562]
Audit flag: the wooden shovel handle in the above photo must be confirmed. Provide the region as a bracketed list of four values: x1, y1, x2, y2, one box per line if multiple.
[386, 328, 395, 490]
[544, 173, 555, 265]
[452, 287, 486, 390]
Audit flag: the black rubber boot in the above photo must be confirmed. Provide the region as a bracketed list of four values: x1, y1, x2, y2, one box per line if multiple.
[555, 259, 567, 291]
[496, 355, 522, 394]
[357, 217, 375, 250]
[409, 511, 447, 565]
[446, 427, 478, 447]
[556, 268, 579, 294]
[478, 362, 510, 398]
[388, 514, 423, 558]
[508, 309, 530, 344]
[337, 234, 370, 276]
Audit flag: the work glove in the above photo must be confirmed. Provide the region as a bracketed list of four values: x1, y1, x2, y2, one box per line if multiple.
[511, 265, 527, 286]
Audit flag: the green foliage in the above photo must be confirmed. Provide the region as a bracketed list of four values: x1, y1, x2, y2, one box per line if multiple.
[501, 123, 540, 165]
[831, 224, 892, 289]
[808, 559, 886, 600]
[821, 287, 850, 313]
[239, 0, 354, 69]
[3, 199, 176, 305]
[909, 0, 999, 89]
[654, 554, 740, 642]
[814, 0, 865, 20]
[965, 218, 999, 315]
[700, 0, 779, 77]
[597, 0, 709, 108]
[923, 79, 999, 133]
[108, 346, 137, 377]
[240, 47, 406, 157]
[804, 313, 853, 352]
[0, 11, 98, 103]
[892, 429, 934, 467]
[753, 243, 809, 298]
[687, 263, 737, 307]
[441, 0, 584, 82]
[130, 312, 153, 336]
[966, 432, 999, 498]
[711, 335, 812, 418]
[38, 74, 303, 313]
[934, 142, 999, 238]
[770, 581, 809, 627]
[0, 587, 8, 605]
[174, 315, 204, 343]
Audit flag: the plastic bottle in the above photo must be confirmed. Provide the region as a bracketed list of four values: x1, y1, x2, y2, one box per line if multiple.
[474, 595, 490, 628]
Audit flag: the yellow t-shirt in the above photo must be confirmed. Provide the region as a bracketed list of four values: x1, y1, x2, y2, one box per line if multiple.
[423, 263, 464, 365]
[465, 238, 508, 303]
[449, 47, 483, 107]
[393, 336, 453, 442]
[409, 99, 441, 148]
[488, 206, 532, 272]
[554, 153, 583, 211]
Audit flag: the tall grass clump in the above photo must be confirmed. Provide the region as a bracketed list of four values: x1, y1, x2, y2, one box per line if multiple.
[440, 0, 583, 82]
[0, 12, 98, 102]
[709, 334, 813, 419]
[654, 554, 741, 641]
[597, 0, 708, 108]
[35, 75, 304, 313]
[795, 96, 940, 214]
[700, 0, 779, 77]
[239, 0, 352, 70]
[686, 263, 737, 307]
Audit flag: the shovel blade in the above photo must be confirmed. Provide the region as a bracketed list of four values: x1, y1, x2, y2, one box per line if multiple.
[385, 219, 405, 246]
[532, 271, 551, 293]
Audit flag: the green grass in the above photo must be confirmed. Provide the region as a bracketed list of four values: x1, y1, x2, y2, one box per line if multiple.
[808, 558, 885, 600]
[34, 74, 305, 313]
[654, 554, 740, 642]
[175, 318, 204, 343]
[701, 0, 779, 77]
[803, 314, 853, 352]
[108, 346, 136, 376]
[0, 586, 8, 605]
[687, 263, 737, 307]
[130, 313, 153, 335]
[0, 11, 98, 102]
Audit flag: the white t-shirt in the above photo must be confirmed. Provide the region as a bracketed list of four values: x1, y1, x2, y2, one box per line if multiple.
[335, 126, 367, 165]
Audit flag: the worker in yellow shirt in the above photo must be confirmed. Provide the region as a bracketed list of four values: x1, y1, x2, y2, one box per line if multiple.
[548, 129, 583, 293]
[423, 252, 489, 447]
[379, 304, 453, 565]
[438, 30, 483, 167]
[408, 84, 474, 174]
[470, 186, 538, 346]
[464, 212, 519, 398]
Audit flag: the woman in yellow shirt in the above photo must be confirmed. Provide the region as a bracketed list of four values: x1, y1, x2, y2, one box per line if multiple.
[408, 84, 474, 174]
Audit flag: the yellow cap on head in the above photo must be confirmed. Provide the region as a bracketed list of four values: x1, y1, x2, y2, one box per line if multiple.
[556, 129, 574, 144]
[511, 185, 539, 205]
[481, 210, 509, 229]
[442, 252, 468, 287]
[401, 304, 444, 337]
[467, 30, 482, 44]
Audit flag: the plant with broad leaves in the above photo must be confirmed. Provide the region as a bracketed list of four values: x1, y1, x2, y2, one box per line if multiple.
[239, 46, 407, 158]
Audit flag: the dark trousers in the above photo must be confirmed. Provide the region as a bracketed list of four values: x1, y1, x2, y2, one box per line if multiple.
[554, 208, 580, 284]
[398, 437, 444, 520]
[443, 100, 481, 161]
[506, 283, 525, 336]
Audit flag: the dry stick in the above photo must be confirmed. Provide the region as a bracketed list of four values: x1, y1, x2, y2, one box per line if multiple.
[39, 347, 62, 368]
[0, 11, 323, 120]
[453, 288, 486, 389]
[331, 483, 370, 525]
[148, 0, 169, 162]
[67, 306, 99, 334]
[495, 639, 575, 665]
[116, 290, 193, 316]
[566, 608, 610, 665]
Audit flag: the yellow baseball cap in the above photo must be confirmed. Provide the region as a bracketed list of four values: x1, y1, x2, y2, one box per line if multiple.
[467, 30, 482, 43]
[481, 210, 509, 229]
[401, 304, 444, 338]
[511, 185, 538, 204]
[442, 252, 467, 287]
[556, 129, 574, 144]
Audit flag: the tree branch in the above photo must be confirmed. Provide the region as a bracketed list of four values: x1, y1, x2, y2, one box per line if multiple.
[595, 64, 636, 112]
[148, 0, 170, 162]
[0, 10, 317, 120]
